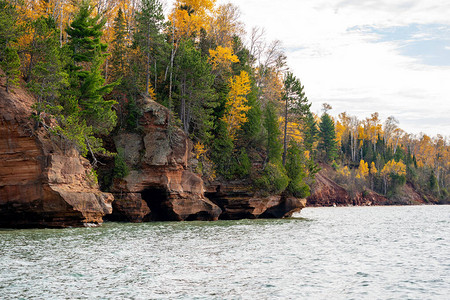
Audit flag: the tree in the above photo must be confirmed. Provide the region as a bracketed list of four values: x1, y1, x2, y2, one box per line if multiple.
[27, 17, 68, 106]
[65, 0, 118, 135]
[380, 159, 406, 195]
[1, 46, 20, 92]
[285, 141, 310, 198]
[356, 159, 369, 179]
[109, 8, 128, 82]
[221, 70, 251, 139]
[173, 40, 216, 141]
[318, 106, 338, 162]
[303, 110, 318, 156]
[264, 101, 282, 163]
[0, 0, 21, 92]
[134, 0, 165, 96]
[281, 72, 311, 165]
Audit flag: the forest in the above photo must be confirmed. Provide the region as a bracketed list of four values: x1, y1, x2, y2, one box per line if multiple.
[1, 0, 449, 203]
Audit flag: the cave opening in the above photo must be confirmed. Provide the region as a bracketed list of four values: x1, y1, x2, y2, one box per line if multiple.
[141, 186, 174, 221]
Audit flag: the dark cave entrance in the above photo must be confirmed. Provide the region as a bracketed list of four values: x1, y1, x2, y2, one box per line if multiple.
[141, 186, 175, 221]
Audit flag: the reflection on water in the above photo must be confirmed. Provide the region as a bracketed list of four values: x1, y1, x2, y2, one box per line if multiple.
[1, 206, 449, 299]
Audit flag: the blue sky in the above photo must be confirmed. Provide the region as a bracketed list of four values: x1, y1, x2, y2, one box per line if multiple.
[166, 0, 450, 136]
[352, 23, 450, 66]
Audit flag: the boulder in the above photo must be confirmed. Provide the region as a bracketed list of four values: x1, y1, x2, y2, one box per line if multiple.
[109, 98, 221, 221]
[0, 81, 113, 228]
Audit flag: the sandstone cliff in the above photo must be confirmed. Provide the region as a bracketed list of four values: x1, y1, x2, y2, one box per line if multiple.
[0, 81, 113, 228]
[107, 99, 221, 222]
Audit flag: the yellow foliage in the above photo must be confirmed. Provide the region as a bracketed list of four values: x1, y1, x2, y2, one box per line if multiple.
[207, 3, 244, 48]
[381, 160, 406, 177]
[221, 70, 251, 139]
[169, 0, 216, 40]
[356, 159, 369, 179]
[208, 46, 239, 72]
[335, 120, 345, 148]
[337, 166, 351, 177]
[304, 150, 310, 160]
[194, 142, 207, 159]
[370, 162, 377, 175]
[148, 84, 156, 102]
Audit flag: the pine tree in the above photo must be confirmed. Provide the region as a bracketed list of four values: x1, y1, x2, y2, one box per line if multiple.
[134, 0, 166, 96]
[303, 110, 318, 157]
[65, 0, 118, 135]
[0, 0, 21, 92]
[109, 8, 127, 82]
[318, 112, 338, 162]
[282, 72, 311, 165]
[28, 17, 68, 106]
[174, 40, 216, 142]
[264, 101, 283, 163]
[285, 141, 310, 198]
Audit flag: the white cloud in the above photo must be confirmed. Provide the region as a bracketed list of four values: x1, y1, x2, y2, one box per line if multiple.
[163, 0, 450, 136]
[216, 0, 450, 136]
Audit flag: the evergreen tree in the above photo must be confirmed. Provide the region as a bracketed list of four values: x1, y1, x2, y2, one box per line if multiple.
[28, 17, 68, 107]
[303, 110, 318, 156]
[134, 0, 166, 96]
[0, 0, 21, 92]
[109, 8, 127, 82]
[264, 101, 283, 163]
[65, 0, 118, 135]
[285, 141, 310, 198]
[174, 40, 216, 142]
[318, 112, 338, 162]
[281, 72, 311, 165]
[211, 120, 234, 178]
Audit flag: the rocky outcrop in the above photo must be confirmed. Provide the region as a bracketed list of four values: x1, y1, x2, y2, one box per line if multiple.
[307, 165, 389, 206]
[0, 81, 113, 228]
[205, 181, 306, 219]
[307, 171, 351, 206]
[108, 99, 221, 221]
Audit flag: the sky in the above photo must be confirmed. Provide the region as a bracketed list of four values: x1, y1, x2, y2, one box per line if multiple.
[166, 0, 450, 136]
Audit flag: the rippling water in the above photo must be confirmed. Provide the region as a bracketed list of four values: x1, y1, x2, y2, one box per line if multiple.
[1, 205, 449, 299]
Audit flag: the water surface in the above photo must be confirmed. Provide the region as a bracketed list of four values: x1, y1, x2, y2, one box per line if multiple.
[1, 205, 449, 299]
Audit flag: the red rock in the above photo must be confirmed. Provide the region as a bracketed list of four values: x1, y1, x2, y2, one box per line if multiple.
[205, 181, 306, 219]
[109, 98, 222, 221]
[0, 80, 113, 228]
[307, 171, 351, 206]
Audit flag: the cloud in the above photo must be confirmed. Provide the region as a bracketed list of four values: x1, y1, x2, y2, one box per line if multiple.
[162, 0, 450, 136]
[215, 0, 450, 136]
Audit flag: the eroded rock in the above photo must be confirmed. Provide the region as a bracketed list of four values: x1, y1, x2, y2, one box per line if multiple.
[0, 82, 113, 228]
[205, 181, 306, 219]
[109, 98, 221, 221]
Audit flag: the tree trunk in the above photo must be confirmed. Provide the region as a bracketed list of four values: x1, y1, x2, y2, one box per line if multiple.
[154, 60, 157, 94]
[282, 97, 288, 166]
[146, 51, 150, 95]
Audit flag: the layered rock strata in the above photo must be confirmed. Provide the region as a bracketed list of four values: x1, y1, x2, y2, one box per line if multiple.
[108, 99, 221, 222]
[0, 83, 113, 228]
[205, 181, 307, 219]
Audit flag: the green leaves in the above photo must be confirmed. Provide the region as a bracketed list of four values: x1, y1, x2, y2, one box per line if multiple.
[319, 112, 338, 162]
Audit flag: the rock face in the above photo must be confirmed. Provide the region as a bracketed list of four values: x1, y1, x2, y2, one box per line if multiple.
[205, 181, 306, 219]
[307, 166, 388, 206]
[0, 82, 113, 228]
[108, 99, 221, 221]
[307, 172, 351, 206]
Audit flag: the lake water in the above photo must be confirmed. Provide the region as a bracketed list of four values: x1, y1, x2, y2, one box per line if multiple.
[1, 205, 449, 299]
